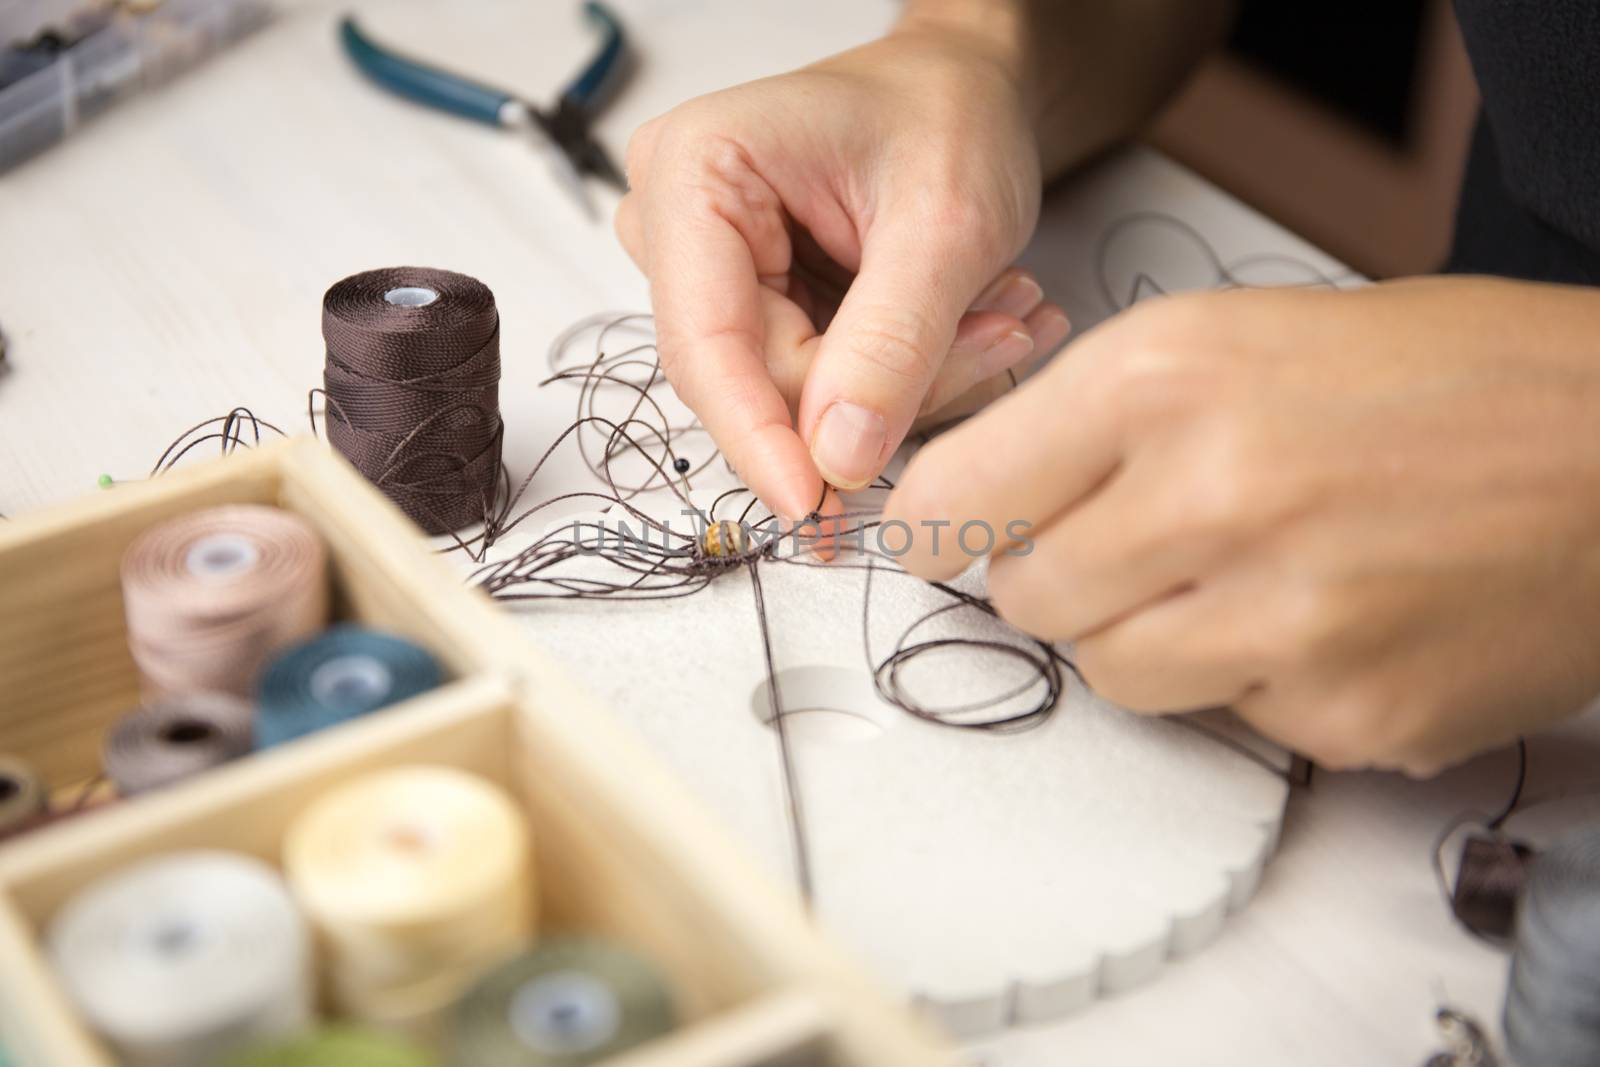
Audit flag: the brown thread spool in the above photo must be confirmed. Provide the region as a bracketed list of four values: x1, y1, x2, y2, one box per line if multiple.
[321, 268, 503, 534]
[102, 694, 254, 796]
[121, 505, 328, 699]
[1451, 834, 1537, 941]
[0, 754, 47, 836]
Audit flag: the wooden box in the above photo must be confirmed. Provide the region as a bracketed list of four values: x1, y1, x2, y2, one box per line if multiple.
[0, 439, 955, 1067]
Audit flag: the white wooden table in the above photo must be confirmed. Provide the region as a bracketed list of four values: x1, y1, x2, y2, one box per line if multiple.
[3, 2, 1597, 1064]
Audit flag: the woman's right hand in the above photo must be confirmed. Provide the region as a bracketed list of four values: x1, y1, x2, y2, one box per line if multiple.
[615, 14, 1068, 520]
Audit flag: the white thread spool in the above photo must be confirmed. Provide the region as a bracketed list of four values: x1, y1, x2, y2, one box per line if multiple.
[47, 851, 312, 1067]
[283, 766, 533, 1045]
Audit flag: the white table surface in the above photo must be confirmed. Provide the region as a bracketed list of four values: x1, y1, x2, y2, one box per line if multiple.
[3, 2, 1598, 1064]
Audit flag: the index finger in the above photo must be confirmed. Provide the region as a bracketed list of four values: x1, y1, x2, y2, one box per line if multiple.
[641, 184, 822, 523]
[883, 325, 1128, 580]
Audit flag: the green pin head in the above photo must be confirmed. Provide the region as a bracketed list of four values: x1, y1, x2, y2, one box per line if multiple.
[97, 474, 114, 489]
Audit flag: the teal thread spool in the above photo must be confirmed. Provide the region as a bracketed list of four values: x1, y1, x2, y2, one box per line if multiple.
[255, 626, 441, 749]
[211, 1027, 436, 1066]
[450, 938, 676, 1067]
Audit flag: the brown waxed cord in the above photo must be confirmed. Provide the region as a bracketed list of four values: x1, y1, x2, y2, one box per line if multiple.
[321, 267, 503, 534]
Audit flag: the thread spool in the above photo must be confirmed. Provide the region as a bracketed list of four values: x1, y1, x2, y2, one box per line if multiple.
[102, 693, 253, 796]
[0, 754, 46, 835]
[283, 766, 532, 1042]
[212, 1027, 436, 1067]
[47, 851, 311, 1067]
[121, 505, 328, 699]
[451, 938, 676, 1067]
[1504, 827, 1600, 1067]
[255, 626, 443, 749]
[322, 267, 504, 534]
[1452, 834, 1536, 940]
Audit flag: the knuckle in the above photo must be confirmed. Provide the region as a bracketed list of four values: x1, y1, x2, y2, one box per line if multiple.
[1283, 684, 1404, 771]
[921, 191, 992, 249]
[1171, 426, 1266, 544]
[1125, 291, 1228, 348]
[613, 194, 641, 257]
[987, 557, 1051, 635]
[1263, 579, 1353, 674]
[623, 117, 662, 182]
[653, 343, 690, 398]
[847, 310, 938, 389]
[1086, 338, 1206, 432]
[886, 448, 948, 526]
[1072, 636, 1150, 711]
[678, 135, 779, 221]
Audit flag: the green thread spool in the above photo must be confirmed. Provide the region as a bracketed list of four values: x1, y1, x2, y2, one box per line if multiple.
[211, 1027, 436, 1067]
[450, 938, 676, 1066]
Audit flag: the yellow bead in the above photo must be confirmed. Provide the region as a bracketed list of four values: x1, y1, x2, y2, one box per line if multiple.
[702, 520, 750, 560]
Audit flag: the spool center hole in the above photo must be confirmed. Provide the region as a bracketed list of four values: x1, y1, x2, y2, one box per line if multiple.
[384, 286, 440, 308]
[309, 654, 394, 708]
[161, 719, 214, 745]
[0, 778, 19, 803]
[150, 919, 199, 957]
[511, 973, 620, 1054]
[384, 823, 435, 855]
[183, 534, 260, 579]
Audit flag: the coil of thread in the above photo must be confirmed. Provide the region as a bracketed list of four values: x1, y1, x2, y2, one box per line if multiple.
[322, 267, 504, 534]
[0, 754, 47, 836]
[451, 938, 676, 1067]
[1504, 827, 1600, 1067]
[255, 626, 443, 749]
[121, 505, 328, 699]
[214, 1027, 435, 1067]
[47, 851, 312, 1067]
[284, 766, 532, 1046]
[1453, 834, 1537, 940]
[102, 693, 253, 795]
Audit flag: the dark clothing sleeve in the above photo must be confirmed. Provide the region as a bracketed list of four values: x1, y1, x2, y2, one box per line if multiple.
[1447, 0, 1600, 283]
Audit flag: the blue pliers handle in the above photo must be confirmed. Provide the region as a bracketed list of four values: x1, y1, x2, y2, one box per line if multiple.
[339, 3, 627, 189]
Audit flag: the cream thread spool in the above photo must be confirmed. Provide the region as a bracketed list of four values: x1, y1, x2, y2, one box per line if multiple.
[47, 851, 312, 1067]
[283, 766, 533, 1045]
[121, 505, 328, 699]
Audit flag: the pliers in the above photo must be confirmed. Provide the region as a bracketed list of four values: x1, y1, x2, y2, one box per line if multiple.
[340, 2, 629, 221]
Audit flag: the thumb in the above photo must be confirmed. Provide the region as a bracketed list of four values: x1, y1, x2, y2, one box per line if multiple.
[798, 219, 992, 489]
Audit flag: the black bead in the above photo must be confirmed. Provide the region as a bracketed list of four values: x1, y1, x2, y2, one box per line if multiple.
[673, 457, 691, 474]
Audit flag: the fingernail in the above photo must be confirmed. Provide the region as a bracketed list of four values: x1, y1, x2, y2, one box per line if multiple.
[977, 274, 1044, 320]
[811, 401, 886, 490]
[976, 330, 1034, 378]
[1031, 308, 1071, 356]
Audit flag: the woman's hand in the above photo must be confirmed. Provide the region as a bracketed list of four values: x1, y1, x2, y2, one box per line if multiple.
[615, 16, 1067, 519]
[886, 278, 1600, 774]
